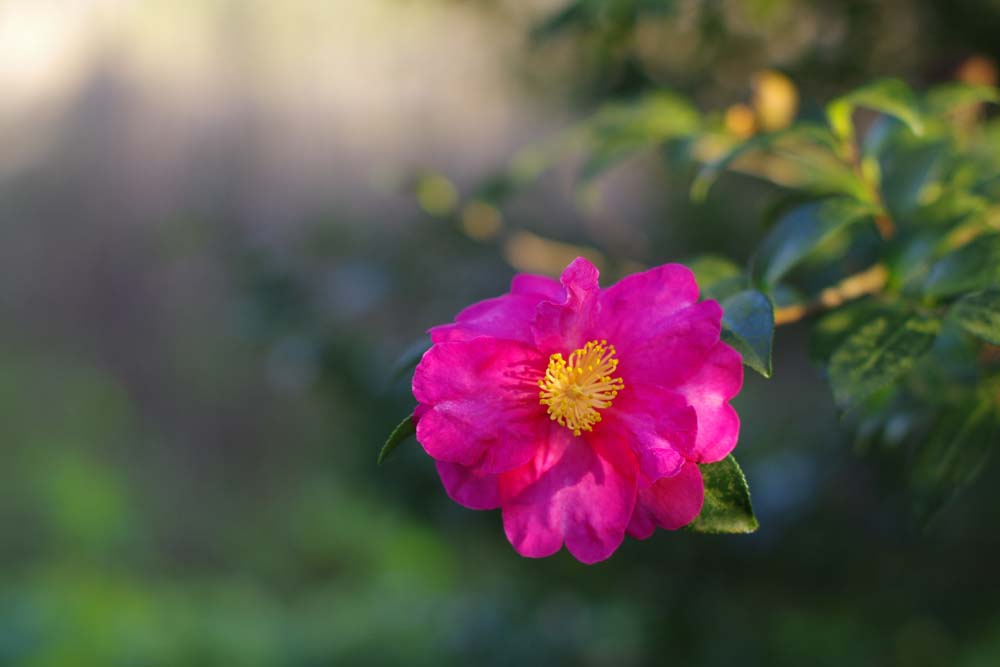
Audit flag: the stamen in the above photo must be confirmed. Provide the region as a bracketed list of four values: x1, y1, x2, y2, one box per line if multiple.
[537, 340, 624, 436]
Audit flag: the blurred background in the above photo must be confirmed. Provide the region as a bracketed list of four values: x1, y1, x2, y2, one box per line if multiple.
[2, 1, 1000, 664]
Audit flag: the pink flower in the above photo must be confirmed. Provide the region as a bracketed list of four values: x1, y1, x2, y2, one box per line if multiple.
[412, 257, 743, 563]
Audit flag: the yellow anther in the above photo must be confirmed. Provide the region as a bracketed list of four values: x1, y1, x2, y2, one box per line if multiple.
[537, 340, 625, 436]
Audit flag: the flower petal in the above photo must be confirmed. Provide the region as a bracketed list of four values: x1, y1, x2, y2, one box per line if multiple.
[510, 273, 565, 300]
[616, 300, 724, 389]
[431, 273, 566, 344]
[599, 264, 700, 349]
[598, 382, 695, 485]
[674, 341, 743, 463]
[626, 461, 704, 539]
[500, 425, 637, 564]
[413, 338, 548, 473]
[436, 461, 501, 510]
[429, 293, 541, 344]
[531, 257, 601, 353]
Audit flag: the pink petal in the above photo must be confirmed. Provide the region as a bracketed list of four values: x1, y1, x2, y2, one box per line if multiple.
[510, 273, 565, 301]
[531, 257, 601, 353]
[599, 264, 700, 349]
[436, 461, 501, 510]
[598, 382, 696, 485]
[626, 461, 704, 539]
[616, 300, 724, 389]
[429, 293, 542, 344]
[431, 273, 566, 344]
[499, 425, 638, 564]
[674, 342, 743, 463]
[413, 338, 548, 473]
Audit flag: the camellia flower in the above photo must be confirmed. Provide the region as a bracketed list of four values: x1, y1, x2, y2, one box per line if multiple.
[412, 257, 743, 563]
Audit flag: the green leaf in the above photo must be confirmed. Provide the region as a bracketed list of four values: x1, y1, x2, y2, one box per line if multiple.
[378, 415, 416, 465]
[687, 455, 759, 534]
[721, 290, 774, 378]
[951, 288, 1000, 345]
[691, 124, 852, 202]
[925, 83, 1000, 116]
[828, 312, 940, 409]
[686, 255, 745, 301]
[878, 139, 946, 219]
[810, 299, 886, 362]
[686, 254, 742, 287]
[827, 78, 925, 142]
[924, 234, 1000, 300]
[754, 198, 879, 286]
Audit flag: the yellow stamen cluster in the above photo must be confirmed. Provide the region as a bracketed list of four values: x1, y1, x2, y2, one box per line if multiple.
[538, 340, 624, 436]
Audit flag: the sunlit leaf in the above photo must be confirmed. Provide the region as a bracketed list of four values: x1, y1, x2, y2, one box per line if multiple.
[686, 255, 745, 300]
[687, 455, 759, 534]
[754, 197, 879, 286]
[687, 254, 742, 287]
[721, 290, 774, 378]
[951, 288, 1000, 344]
[828, 312, 940, 409]
[827, 78, 925, 142]
[378, 415, 416, 465]
[691, 124, 864, 202]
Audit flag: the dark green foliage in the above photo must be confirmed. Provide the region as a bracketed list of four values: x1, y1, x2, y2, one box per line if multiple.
[720, 290, 775, 378]
[924, 234, 1000, 299]
[828, 312, 940, 409]
[909, 402, 999, 522]
[754, 198, 878, 287]
[951, 289, 1000, 345]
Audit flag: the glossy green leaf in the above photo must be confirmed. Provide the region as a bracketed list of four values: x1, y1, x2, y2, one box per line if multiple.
[687, 255, 742, 286]
[690, 124, 852, 202]
[721, 290, 774, 378]
[827, 78, 925, 142]
[924, 234, 1000, 300]
[951, 288, 1000, 345]
[828, 313, 940, 409]
[687, 455, 759, 534]
[754, 198, 879, 286]
[810, 300, 887, 362]
[686, 255, 745, 300]
[878, 139, 946, 219]
[378, 415, 416, 465]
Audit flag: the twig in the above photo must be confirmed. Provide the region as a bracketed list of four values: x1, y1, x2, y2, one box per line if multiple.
[773, 263, 889, 326]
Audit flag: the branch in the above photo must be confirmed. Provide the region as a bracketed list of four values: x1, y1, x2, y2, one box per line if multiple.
[773, 263, 889, 326]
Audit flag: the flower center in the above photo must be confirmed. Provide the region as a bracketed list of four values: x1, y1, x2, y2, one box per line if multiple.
[538, 340, 624, 436]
